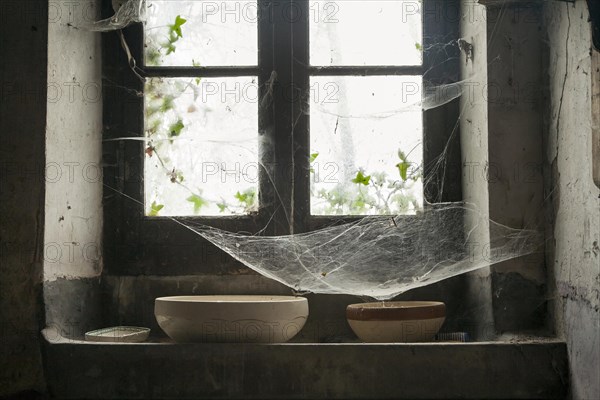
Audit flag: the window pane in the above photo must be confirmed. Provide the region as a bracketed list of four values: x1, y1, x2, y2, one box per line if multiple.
[310, 76, 423, 215]
[145, 1, 257, 66]
[310, 0, 422, 66]
[145, 77, 259, 216]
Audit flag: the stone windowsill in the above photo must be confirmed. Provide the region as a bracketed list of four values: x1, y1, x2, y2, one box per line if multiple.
[42, 328, 568, 399]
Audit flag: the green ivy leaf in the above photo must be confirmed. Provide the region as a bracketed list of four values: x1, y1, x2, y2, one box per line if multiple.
[415, 42, 422, 51]
[235, 191, 247, 203]
[149, 201, 164, 216]
[352, 171, 371, 186]
[160, 96, 174, 112]
[235, 188, 257, 208]
[169, 119, 184, 139]
[217, 202, 227, 213]
[396, 161, 410, 181]
[187, 194, 207, 213]
[171, 15, 187, 38]
[166, 43, 176, 55]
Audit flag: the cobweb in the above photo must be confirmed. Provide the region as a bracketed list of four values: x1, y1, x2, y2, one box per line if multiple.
[179, 203, 541, 300]
[90, 0, 543, 300]
[73, 0, 147, 31]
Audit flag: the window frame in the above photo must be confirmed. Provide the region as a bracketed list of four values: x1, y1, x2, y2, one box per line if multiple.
[102, 0, 461, 276]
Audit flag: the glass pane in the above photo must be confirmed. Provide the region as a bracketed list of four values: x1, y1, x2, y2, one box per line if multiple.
[310, 76, 423, 215]
[145, 1, 257, 66]
[310, 0, 422, 66]
[144, 77, 259, 216]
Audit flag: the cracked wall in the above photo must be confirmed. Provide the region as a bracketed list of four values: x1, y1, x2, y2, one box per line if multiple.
[544, 1, 600, 398]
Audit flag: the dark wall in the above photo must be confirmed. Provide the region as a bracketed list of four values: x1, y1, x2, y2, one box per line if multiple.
[0, 0, 48, 396]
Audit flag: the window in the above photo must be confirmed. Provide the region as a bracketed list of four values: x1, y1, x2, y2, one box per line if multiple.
[102, 0, 460, 274]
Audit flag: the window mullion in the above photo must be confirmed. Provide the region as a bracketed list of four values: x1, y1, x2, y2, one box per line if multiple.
[291, 0, 310, 233]
[257, 0, 277, 233]
[259, 0, 308, 235]
[422, 0, 462, 204]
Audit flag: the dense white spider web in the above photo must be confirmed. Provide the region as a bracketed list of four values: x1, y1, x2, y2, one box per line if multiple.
[181, 203, 541, 299]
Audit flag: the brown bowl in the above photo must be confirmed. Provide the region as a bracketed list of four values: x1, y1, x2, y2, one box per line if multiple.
[346, 301, 446, 343]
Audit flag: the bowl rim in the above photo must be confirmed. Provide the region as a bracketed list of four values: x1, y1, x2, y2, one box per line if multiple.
[346, 301, 446, 321]
[155, 295, 307, 303]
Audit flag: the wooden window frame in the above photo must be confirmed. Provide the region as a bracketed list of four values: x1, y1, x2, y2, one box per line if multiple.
[102, 0, 461, 276]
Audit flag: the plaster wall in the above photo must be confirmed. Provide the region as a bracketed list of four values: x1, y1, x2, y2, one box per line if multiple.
[485, 2, 547, 332]
[458, 1, 549, 335]
[544, 1, 600, 398]
[44, 0, 103, 282]
[43, 0, 104, 339]
[459, 1, 496, 340]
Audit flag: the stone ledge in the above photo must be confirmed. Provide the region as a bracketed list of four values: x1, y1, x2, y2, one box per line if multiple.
[42, 329, 568, 399]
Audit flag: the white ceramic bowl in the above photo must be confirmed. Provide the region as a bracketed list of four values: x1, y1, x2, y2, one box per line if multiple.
[346, 301, 446, 343]
[155, 295, 309, 343]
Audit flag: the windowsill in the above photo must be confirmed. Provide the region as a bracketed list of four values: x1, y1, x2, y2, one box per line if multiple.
[42, 327, 561, 347]
[42, 327, 568, 399]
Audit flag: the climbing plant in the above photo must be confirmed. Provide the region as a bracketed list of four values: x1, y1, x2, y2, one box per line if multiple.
[143, 15, 421, 217]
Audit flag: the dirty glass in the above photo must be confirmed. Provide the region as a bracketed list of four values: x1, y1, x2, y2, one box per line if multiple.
[144, 0, 258, 67]
[310, 75, 424, 215]
[144, 77, 259, 216]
